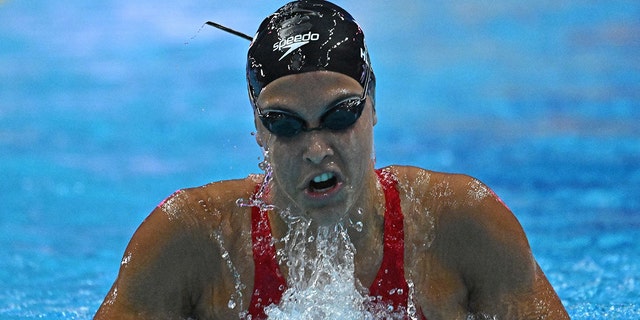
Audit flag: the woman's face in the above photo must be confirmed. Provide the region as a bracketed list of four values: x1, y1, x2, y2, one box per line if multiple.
[255, 71, 377, 225]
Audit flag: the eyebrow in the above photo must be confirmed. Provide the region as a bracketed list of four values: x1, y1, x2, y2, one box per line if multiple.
[259, 92, 362, 114]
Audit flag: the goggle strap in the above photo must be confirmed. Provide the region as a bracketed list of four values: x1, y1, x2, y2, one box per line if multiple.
[205, 21, 252, 41]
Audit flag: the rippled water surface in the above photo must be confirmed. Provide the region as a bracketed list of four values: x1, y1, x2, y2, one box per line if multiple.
[1, 0, 639, 318]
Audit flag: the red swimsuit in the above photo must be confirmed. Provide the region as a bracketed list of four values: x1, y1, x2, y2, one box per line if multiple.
[248, 169, 427, 319]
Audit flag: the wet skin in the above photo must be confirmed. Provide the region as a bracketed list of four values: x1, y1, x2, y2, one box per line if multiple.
[95, 72, 569, 319]
[253, 71, 378, 227]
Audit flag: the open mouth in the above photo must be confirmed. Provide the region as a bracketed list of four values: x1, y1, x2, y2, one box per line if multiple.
[308, 172, 339, 193]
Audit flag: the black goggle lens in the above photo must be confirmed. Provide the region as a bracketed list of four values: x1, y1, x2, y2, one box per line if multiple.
[259, 98, 366, 138]
[321, 99, 363, 130]
[261, 111, 305, 137]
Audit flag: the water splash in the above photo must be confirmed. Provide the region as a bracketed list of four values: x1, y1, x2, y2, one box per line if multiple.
[265, 222, 374, 319]
[236, 151, 414, 319]
[265, 217, 419, 319]
[211, 229, 246, 315]
[236, 155, 276, 212]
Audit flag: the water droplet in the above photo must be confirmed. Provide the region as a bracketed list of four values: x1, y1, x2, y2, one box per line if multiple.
[200, 199, 212, 212]
[397, 288, 403, 295]
[354, 221, 363, 232]
[258, 160, 269, 171]
[228, 299, 236, 309]
[307, 235, 315, 242]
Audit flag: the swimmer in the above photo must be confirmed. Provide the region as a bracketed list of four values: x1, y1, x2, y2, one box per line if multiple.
[95, 1, 569, 319]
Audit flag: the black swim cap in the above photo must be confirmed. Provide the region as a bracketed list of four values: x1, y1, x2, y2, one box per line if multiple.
[247, 0, 375, 106]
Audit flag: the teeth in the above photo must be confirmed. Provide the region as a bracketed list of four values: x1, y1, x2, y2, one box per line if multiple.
[312, 172, 334, 183]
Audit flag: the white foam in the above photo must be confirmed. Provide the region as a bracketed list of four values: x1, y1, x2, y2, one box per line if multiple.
[265, 222, 373, 319]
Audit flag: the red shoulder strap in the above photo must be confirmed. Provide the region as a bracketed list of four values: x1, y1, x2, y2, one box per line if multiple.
[369, 169, 410, 308]
[248, 185, 287, 319]
[370, 169, 427, 319]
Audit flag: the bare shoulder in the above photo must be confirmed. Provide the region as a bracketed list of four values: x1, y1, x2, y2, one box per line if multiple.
[133, 174, 262, 251]
[385, 165, 496, 219]
[386, 165, 526, 267]
[174, 174, 263, 228]
[392, 165, 534, 283]
[387, 165, 568, 318]
[96, 175, 263, 319]
[387, 164, 517, 232]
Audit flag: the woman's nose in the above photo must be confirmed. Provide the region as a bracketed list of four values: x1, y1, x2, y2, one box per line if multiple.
[303, 133, 334, 164]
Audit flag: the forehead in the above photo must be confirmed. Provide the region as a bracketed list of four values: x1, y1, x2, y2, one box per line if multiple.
[256, 71, 362, 110]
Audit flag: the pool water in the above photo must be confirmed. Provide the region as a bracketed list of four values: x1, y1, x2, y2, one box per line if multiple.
[1, 0, 639, 318]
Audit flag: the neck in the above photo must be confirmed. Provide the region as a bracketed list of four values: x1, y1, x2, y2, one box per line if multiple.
[348, 169, 386, 285]
[346, 168, 385, 250]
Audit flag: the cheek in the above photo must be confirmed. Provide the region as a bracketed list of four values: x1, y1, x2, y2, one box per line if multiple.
[346, 114, 374, 157]
[334, 122, 374, 180]
[270, 147, 296, 171]
[264, 138, 300, 184]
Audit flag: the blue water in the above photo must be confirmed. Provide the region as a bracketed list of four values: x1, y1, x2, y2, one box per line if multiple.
[1, 0, 639, 318]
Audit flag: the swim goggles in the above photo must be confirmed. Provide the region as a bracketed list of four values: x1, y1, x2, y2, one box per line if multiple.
[255, 70, 371, 138]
